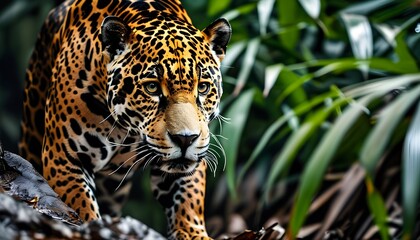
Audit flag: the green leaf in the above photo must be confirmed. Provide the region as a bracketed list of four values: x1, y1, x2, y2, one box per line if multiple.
[288, 94, 379, 238]
[312, 61, 360, 78]
[275, 74, 312, 105]
[369, 0, 415, 22]
[341, 0, 395, 16]
[383, 13, 420, 73]
[375, 23, 400, 47]
[257, 0, 275, 35]
[264, 97, 350, 201]
[233, 38, 260, 95]
[278, 0, 301, 51]
[402, 102, 420, 238]
[394, 32, 419, 72]
[343, 74, 420, 98]
[298, 0, 329, 35]
[264, 64, 284, 97]
[264, 64, 307, 107]
[238, 90, 340, 186]
[366, 177, 390, 240]
[291, 58, 419, 74]
[341, 13, 373, 60]
[369, 58, 418, 74]
[207, 0, 231, 16]
[222, 41, 247, 74]
[221, 89, 255, 199]
[360, 84, 420, 177]
[221, 3, 258, 21]
[237, 109, 293, 186]
[298, 0, 320, 19]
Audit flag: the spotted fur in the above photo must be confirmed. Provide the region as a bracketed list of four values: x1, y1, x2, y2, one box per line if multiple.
[19, 0, 231, 239]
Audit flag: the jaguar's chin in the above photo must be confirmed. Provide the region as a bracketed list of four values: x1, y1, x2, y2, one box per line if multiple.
[158, 158, 201, 175]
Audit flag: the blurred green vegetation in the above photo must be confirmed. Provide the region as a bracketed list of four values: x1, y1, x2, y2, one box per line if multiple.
[0, 0, 54, 152]
[190, 0, 420, 238]
[1, 0, 420, 238]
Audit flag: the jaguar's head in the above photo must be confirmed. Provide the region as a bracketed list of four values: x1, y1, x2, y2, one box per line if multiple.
[101, 14, 231, 174]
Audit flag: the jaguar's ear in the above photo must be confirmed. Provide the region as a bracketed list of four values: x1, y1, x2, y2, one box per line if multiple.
[202, 18, 232, 61]
[101, 16, 131, 59]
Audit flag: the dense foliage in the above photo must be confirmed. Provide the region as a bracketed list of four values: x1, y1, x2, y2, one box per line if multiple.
[189, 0, 420, 238]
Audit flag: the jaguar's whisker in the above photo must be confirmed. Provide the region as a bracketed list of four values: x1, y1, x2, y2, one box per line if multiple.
[108, 146, 149, 175]
[205, 153, 217, 177]
[143, 154, 159, 171]
[106, 139, 144, 147]
[160, 170, 168, 181]
[205, 156, 214, 173]
[210, 158, 217, 175]
[120, 128, 131, 145]
[216, 114, 223, 133]
[220, 65, 234, 70]
[114, 157, 144, 191]
[207, 150, 220, 169]
[209, 144, 222, 157]
[217, 114, 231, 124]
[140, 152, 155, 170]
[100, 109, 117, 124]
[207, 149, 220, 170]
[209, 151, 219, 168]
[105, 128, 144, 147]
[105, 123, 118, 144]
[129, 144, 148, 153]
[210, 132, 228, 140]
[210, 132, 227, 171]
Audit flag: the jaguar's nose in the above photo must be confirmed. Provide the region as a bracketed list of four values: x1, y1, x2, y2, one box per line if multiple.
[169, 133, 199, 155]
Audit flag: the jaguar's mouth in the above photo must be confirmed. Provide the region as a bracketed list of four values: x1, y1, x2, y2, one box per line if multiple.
[158, 157, 201, 174]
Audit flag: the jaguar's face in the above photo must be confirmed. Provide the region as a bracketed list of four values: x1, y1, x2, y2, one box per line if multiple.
[101, 15, 231, 173]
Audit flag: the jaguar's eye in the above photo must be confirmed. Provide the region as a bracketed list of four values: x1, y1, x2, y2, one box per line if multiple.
[144, 82, 160, 95]
[198, 82, 210, 95]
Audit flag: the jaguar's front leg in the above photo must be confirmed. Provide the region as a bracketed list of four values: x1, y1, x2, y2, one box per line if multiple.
[42, 136, 101, 222]
[151, 160, 211, 240]
[95, 150, 140, 218]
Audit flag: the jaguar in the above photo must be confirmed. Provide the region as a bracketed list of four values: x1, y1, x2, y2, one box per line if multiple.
[18, 0, 231, 239]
